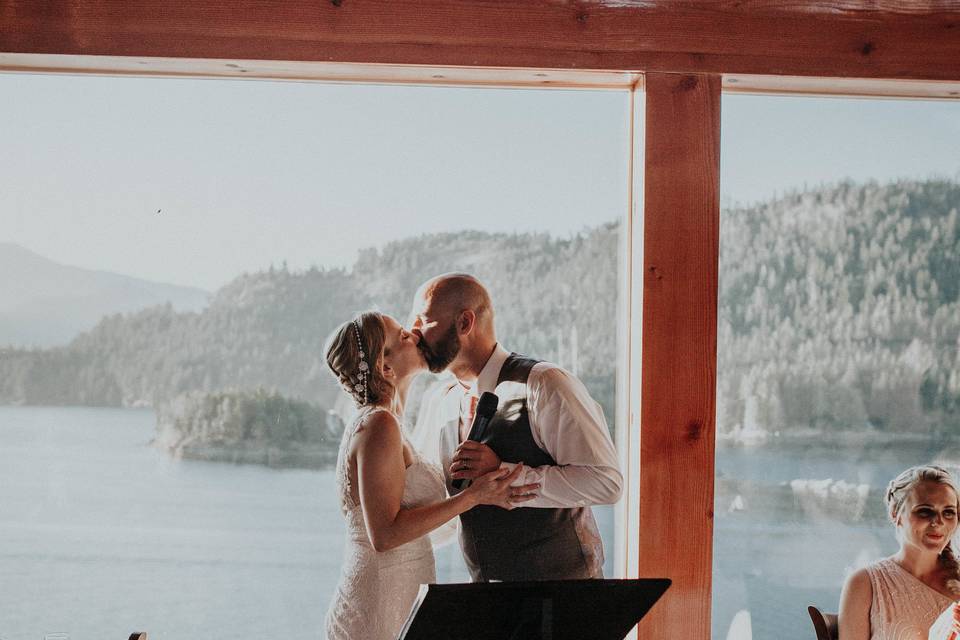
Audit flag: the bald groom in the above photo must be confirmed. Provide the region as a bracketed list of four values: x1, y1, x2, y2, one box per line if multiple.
[408, 273, 622, 582]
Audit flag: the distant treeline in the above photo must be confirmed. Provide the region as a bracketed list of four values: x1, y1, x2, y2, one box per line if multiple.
[154, 388, 343, 468]
[1, 178, 959, 438]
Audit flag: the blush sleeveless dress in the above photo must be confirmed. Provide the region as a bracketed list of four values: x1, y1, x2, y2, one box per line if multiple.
[324, 406, 447, 640]
[865, 556, 955, 640]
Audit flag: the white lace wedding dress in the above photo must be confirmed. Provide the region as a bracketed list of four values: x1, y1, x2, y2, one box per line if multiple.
[325, 406, 447, 640]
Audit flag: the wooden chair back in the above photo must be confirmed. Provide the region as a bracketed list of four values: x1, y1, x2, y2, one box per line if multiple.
[808, 605, 838, 640]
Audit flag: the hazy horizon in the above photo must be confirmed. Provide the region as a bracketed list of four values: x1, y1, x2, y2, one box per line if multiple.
[2, 72, 958, 290]
[4, 165, 957, 294]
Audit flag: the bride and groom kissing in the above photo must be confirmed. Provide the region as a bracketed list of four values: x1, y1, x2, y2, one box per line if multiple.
[323, 273, 623, 640]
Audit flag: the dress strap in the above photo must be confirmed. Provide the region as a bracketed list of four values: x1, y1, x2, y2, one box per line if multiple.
[353, 407, 421, 463]
[351, 406, 399, 436]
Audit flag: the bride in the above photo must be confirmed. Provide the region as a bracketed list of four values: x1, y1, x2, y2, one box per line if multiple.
[323, 311, 538, 640]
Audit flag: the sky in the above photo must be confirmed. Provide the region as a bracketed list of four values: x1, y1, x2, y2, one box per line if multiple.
[1, 72, 958, 291]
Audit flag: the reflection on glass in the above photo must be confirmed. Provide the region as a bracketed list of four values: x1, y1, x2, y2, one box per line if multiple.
[0, 74, 629, 638]
[715, 95, 960, 640]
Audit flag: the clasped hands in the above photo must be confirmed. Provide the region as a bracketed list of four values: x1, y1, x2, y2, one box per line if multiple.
[450, 441, 539, 508]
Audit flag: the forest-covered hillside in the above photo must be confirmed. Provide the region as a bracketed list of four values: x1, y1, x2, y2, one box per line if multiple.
[2, 178, 958, 437]
[718, 179, 960, 436]
[0, 224, 619, 418]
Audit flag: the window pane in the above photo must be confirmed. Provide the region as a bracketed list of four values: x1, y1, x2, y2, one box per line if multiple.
[0, 74, 631, 638]
[714, 94, 960, 640]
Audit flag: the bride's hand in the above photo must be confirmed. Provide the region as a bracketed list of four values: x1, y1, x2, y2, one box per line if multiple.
[464, 464, 539, 510]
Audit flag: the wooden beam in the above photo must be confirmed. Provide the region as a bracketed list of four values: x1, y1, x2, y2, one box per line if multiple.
[638, 72, 720, 640]
[724, 73, 960, 100]
[2, 2, 960, 81]
[0, 53, 641, 90]
[4, 54, 960, 100]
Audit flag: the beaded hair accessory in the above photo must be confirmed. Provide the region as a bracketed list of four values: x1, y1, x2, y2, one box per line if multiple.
[352, 318, 369, 405]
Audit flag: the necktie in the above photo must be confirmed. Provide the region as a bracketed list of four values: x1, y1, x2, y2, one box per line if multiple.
[462, 392, 479, 439]
[467, 394, 479, 430]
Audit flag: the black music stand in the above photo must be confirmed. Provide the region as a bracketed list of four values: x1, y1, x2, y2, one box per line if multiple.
[397, 578, 671, 640]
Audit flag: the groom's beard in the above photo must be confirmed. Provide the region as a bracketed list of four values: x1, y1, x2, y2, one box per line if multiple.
[418, 324, 461, 373]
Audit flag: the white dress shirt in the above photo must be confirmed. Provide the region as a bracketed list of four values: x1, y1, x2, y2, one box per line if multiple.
[469, 344, 623, 509]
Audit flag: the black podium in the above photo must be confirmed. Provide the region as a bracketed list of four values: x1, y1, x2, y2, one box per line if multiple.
[398, 578, 670, 640]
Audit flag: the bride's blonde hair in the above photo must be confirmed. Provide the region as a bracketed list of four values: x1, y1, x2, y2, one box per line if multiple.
[324, 311, 394, 408]
[886, 464, 960, 595]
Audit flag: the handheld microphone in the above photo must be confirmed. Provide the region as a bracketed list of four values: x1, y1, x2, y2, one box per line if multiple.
[453, 391, 499, 491]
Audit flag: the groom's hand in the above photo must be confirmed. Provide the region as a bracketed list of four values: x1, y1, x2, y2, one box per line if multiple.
[450, 441, 501, 480]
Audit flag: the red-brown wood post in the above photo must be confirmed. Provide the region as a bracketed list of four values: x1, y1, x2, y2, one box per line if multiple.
[637, 72, 721, 640]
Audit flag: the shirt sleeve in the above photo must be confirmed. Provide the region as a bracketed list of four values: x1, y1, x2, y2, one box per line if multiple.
[500, 365, 623, 508]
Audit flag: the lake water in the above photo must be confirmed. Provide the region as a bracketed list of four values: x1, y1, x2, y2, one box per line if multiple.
[0, 407, 614, 640]
[712, 433, 960, 639]
[3, 407, 957, 640]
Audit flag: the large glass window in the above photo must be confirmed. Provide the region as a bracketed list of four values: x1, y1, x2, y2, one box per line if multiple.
[714, 94, 960, 640]
[0, 73, 632, 638]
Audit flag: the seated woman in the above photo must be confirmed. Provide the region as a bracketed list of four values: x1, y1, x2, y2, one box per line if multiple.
[840, 465, 960, 640]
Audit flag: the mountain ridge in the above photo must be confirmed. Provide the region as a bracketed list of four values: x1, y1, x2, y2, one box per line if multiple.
[1, 178, 958, 436]
[0, 242, 210, 347]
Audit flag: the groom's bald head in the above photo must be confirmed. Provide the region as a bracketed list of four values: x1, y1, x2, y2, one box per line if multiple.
[410, 273, 497, 377]
[419, 273, 494, 327]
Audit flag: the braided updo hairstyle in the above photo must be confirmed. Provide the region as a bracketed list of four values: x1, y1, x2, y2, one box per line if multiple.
[325, 311, 394, 407]
[886, 464, 960, 595]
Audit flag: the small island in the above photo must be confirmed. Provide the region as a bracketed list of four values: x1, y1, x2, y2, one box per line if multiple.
[154, 388, 344, 469]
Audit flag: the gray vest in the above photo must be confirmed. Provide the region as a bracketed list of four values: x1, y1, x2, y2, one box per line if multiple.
[440, 353, 595, 581]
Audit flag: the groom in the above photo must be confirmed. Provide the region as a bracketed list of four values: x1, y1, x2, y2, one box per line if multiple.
[408, 273, 622, 581]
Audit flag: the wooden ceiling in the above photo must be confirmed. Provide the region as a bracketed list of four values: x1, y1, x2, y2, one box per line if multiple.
[2, 1, 960, 83]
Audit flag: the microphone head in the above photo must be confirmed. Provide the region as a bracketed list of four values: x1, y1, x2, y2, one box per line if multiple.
[476, 391, 499, 418]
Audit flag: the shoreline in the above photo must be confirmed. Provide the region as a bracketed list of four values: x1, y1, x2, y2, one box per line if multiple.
[717, 427, 959, 447]
[165, 442, 339, 470]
